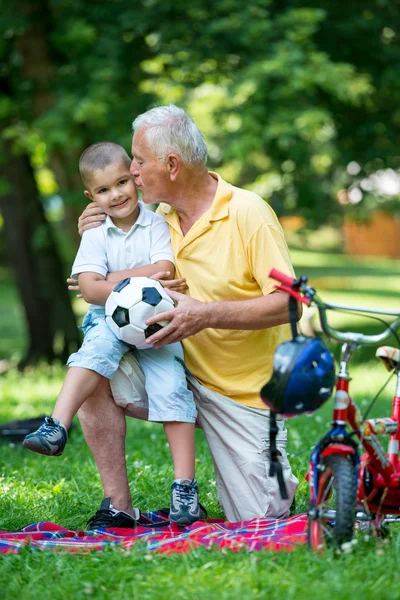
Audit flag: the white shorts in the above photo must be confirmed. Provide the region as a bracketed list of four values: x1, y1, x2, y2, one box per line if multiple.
[111, 353, 298, 522]
[109, 344, 196, 423]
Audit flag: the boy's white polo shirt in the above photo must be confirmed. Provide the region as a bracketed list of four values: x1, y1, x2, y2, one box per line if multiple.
[71, 201, 174, 279]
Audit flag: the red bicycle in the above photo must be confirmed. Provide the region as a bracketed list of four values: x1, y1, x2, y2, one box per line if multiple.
[269, 269, 400, 551]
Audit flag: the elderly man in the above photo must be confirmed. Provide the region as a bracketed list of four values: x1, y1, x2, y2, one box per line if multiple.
[75, 105, 298, 527]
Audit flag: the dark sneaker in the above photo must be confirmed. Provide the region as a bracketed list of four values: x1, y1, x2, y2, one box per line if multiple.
[169, 478, 200, 525]
[86, 498, 140, 530]
[22, 416, 68, 456]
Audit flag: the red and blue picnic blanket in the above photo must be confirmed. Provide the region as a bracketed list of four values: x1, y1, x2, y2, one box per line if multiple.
[0, 511, 307, 555]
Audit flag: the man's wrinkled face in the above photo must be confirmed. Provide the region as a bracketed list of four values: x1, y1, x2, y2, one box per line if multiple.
[130, 129, 169, 204]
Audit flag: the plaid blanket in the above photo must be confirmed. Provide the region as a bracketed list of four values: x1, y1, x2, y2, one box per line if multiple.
[0, 511, 307, 555]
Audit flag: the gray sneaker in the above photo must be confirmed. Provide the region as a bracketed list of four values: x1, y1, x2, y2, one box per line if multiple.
[22, 416, 68, 456]
[169, 478, 200, 525]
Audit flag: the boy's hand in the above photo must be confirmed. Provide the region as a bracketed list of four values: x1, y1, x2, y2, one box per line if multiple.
[150, 271, 188, 293]
[78, 202, 106, 236]
[67, 278, 82, 298]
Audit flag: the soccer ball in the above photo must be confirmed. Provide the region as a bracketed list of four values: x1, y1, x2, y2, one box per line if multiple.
[105, 277, 174, 349]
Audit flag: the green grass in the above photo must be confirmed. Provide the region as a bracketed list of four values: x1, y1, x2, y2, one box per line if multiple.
[1, 249, 400, 599]
[0, 268, 27, 364]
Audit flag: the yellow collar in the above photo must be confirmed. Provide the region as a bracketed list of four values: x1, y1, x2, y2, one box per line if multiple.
[159, 172, 231, 228]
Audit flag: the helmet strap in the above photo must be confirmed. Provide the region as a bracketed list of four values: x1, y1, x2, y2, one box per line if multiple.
[289, 295, 298, 340]
[266, 292, 298, 500]
[268, 412, 288, 500]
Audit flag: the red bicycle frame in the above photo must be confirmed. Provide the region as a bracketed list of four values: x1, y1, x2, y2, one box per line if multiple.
[269, 268, 400, 537]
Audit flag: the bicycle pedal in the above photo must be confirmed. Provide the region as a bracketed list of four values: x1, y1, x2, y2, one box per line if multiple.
[355, 510, 370, 522]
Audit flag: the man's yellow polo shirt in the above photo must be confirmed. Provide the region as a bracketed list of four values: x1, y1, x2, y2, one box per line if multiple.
[157, 172, 294, 409]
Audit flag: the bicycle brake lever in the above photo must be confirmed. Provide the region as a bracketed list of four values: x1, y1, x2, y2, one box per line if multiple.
[274, 285, 311, 306]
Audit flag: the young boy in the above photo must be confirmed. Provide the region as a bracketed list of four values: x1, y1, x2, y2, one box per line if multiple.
[23, 141, 200, 526]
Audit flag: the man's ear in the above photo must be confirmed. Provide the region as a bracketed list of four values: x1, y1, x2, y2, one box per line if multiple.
[166, 154, 180, 181]
[84, 190, 93, 200]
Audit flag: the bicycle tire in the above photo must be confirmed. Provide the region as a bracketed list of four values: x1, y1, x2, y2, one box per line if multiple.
[308, 454, 356, 551]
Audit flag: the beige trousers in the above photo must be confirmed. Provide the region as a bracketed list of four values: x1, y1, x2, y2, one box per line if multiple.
[111, 353, 298, 522]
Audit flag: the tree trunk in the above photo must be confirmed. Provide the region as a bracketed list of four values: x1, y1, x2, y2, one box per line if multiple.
[0, 140, 81, 368]
[15, 0, 84, 247]
[50, 150, 86, 247]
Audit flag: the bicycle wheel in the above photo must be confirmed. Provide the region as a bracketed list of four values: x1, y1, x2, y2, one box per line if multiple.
[308, 454, 356, 551]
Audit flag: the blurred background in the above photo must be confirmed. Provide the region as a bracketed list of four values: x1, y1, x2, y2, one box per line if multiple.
[0, 0, 399, 370]
[0, 0, 400, 535]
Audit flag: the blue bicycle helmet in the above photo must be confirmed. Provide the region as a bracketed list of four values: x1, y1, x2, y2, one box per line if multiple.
[261, 336, 336, 417]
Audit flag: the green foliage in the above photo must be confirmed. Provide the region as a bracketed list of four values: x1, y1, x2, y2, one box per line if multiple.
[0, 0, 399, 225]
[0, 269, 27, 361]
[124, 0, 399, 224]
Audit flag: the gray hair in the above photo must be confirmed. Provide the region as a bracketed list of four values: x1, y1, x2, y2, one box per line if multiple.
[132, 105, 208, 167]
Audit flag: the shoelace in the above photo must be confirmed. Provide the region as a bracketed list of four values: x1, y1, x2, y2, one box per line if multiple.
[174, 484, 196, 507]
[39, 418, 61, 439]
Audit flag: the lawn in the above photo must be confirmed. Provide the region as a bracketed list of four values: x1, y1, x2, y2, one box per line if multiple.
[1, 248, 400, 599]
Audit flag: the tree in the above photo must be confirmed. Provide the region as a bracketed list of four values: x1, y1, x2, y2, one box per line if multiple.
[124, 0, 400, 224]
[1, 0, 399, 367]
[0, 3, 81, 366]
[0, 136, 81, 367]
[0, 0, 158, 365]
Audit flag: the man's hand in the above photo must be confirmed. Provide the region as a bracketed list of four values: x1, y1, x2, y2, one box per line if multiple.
[150, 271, 188, 293]
[145, 289, 208, 348]
[67, 278, 82, 298]
[78, 202, 106, 236]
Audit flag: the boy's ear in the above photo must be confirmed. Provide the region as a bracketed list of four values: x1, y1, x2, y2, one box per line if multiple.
[84, 190, 93, 200]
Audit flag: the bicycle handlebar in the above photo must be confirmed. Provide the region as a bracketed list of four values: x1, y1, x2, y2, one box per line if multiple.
[270, 268, 400, 347]
[269, 268, 296, 288]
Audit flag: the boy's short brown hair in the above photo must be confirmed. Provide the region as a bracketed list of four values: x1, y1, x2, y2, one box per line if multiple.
[79, 142, 131, 189]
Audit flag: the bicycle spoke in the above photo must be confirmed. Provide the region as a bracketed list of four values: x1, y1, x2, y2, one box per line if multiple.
[319, 474, 334, 504]
[320, 523, 334, 539]
[308, 456, 356, 550]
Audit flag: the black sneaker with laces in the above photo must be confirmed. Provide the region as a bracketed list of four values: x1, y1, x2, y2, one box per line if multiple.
[22, 416, 68, 456]
[169, 478, 200, 525]
[86, 498, 140, 530]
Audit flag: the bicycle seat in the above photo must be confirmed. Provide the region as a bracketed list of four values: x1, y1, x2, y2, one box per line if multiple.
[376, 346, 400, 371]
